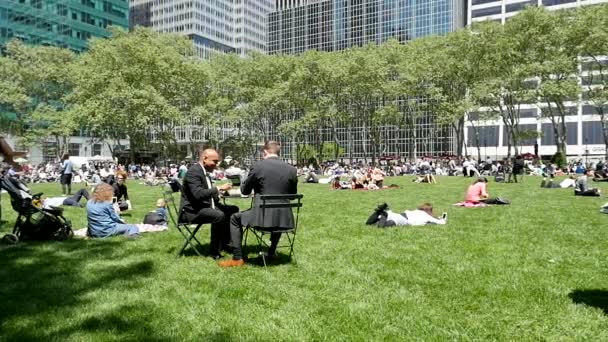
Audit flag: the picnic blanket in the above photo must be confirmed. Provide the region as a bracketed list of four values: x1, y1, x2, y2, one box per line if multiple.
[73, 224, 168, 237]
[453, 201, 487, 207]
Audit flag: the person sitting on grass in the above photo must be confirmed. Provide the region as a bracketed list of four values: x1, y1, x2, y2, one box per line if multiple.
[143, 199, 169, 226]
[540, 176, 575, 189]
[87, 170, 103, 189]
[365, 202, 447, 227]
[86, 183, 139, 238]
[465, 177, 504, 205]
[113, 170, 131, 211]
[371, 167, 385, 188]
[575, 170, 601, 197]
[593, 161, 608, 182]
[305, 171, 319, 184]
[41, 188, 90, 209]
[351, 176, 366, 189]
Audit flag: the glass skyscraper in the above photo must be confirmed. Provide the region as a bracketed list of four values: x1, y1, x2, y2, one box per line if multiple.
[269, 0, 465, 55]
[0, 0, 129, 52]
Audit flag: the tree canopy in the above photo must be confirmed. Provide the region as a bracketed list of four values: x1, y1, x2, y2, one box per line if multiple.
[1, 4, 607, 163]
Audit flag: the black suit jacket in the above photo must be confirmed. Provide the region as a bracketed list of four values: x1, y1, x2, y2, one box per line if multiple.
[179, 163, 219, 221]
[241, 157, 298, 229]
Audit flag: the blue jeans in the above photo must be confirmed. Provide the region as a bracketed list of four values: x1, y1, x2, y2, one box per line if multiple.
[114, 224, 139, 236]
[62, 189, 90, 207]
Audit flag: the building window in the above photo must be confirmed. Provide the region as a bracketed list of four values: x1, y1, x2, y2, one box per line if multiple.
[93, 143, 102, 156]
[541, 122, 577, 146]
[582, 121, 605, 144]
[520, 108, 538, 118]
[471, 6, 502, 18]
[542, 0, 576, 6]
[472, 0, 500, 5]
[42, 142, 57, 163]
[582, 104, 608, 115]
[506, 1, 537, 13]
[69, 143, 81, 156]
[467, 125, 499, 147]
[503, 124, 538, 146]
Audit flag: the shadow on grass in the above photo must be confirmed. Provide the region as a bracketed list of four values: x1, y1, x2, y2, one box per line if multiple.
[569, 289, 608, 314]
[168, 239, 221, 258]
[0, 239, 163, 340]
[246, 252, 294, 267]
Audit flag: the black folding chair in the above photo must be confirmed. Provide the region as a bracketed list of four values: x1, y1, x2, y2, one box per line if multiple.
[162, 185, 205, 257]
[243, 194, 303, 266]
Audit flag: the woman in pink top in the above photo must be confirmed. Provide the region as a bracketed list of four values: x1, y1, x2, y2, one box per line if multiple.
[466, 177, 489, 203]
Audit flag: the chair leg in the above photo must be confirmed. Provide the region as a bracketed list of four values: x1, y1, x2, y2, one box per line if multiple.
[177, 224, 203, 257]
[253, 230, 270, 267]
[243, 227, 249, 249]
[286, 233, 297, 265]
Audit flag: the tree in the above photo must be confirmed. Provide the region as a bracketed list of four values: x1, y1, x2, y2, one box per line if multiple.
[0, 40, 77, 158]
[574, 4, 608, 159]
[321, 142, 345, 162]
[69, 27, 194, 162]
[396, 38, 444, 160]
[340, 44, 397, 164]
[0, 54, 28, 135]
[423, 30, 485, 159]
[471, 20, 538, 159]
[507, 7, 579, 156]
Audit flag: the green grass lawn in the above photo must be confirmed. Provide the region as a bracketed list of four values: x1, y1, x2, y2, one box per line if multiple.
[0, 176, 607, 341]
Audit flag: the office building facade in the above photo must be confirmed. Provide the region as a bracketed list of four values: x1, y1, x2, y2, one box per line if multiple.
[269, 0, 465, 55]
[0, 0, 129, 52]
[469, 0, 607, 24]
[466, 0, 608, 160]
[129, 0, 273, 59]
[266, 0, 465, 161]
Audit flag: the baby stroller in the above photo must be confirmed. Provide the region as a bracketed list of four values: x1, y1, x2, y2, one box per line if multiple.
[0, 175, 73, 244]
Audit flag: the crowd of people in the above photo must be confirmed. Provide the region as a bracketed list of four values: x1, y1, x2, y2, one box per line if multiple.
[2, 148, 606, 266]
[300, 155, 606, 178]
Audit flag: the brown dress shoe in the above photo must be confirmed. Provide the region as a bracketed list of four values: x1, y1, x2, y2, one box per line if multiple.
[218, 259, 245, 267]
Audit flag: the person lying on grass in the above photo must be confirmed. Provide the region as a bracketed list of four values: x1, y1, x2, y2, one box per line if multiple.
[37, 188, 90, 209]
[540, 176, 575, 189]
[365, 202, 447, 227]
[413, 173, 437, 184]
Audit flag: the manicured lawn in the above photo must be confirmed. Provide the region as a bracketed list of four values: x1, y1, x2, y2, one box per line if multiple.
[0, 176, 607, 340]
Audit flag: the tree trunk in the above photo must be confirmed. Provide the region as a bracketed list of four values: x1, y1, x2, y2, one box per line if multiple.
[452, 117, 465, 159]
[347, 126, 353, 164]
[361, 120, 368, 165]
[333, 126, 340, 161]
[469, 121, 482, 162]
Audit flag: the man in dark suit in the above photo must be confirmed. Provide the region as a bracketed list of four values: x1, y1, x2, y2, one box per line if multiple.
[219, 141, 298, 267]
[180, 148, 239, 259]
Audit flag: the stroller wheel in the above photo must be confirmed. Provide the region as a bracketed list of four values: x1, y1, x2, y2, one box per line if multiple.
[2, 233, 19, 245]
